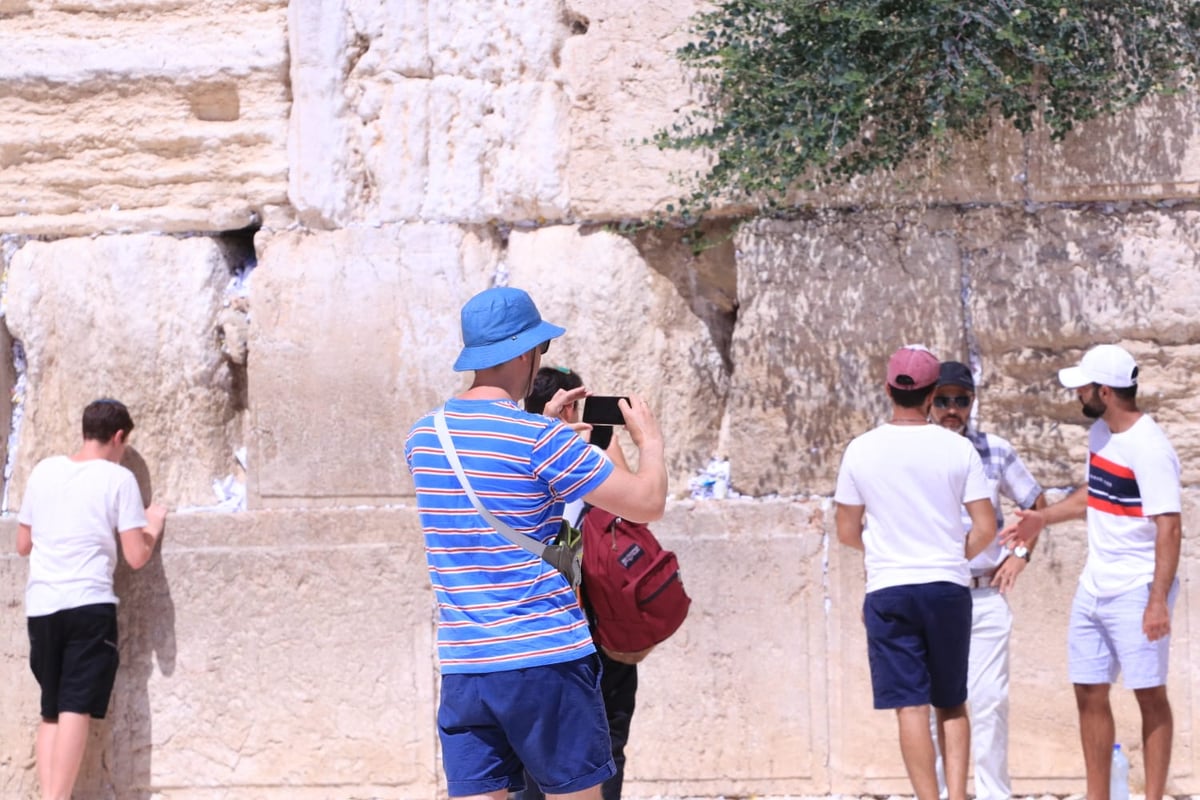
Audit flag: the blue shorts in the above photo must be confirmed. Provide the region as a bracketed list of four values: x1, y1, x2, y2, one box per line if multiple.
[437, 654, 616, 797]
[863, 582, 972, 709]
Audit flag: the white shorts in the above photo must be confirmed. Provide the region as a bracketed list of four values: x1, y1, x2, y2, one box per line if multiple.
[1068, 580, 1178, 690]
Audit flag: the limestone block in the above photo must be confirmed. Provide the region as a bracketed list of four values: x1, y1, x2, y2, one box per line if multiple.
[427, 0, 564, 82]
[289, 0, 572, 227]
[723, 212, 966, 496]
[622, 499, 829, 797]
[0, 4, 289, 235]
[503, 225, 730, 494]
[1029, 91, 1200, 202]
[0, 556, 37, 799]
[795, 119, 1029, 209]
[561, 0, 716, 219]
[0, 509, 436, 798]
[4, 234, 243, 509]
[961, 206, 1200, 488]
[249, 224, 500, 505]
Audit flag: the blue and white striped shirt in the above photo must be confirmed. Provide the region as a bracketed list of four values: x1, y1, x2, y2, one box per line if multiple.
[405, 398, 613, 674]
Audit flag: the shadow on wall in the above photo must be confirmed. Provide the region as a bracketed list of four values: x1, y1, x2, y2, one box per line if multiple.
[75, 447, 177, 799]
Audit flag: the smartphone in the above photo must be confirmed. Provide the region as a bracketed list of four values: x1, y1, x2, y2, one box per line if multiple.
[582, 395, 629, 426]
[589, 424, 614, 450]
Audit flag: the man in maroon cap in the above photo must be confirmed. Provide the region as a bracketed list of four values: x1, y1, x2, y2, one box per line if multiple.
[834, 345, 996, 800]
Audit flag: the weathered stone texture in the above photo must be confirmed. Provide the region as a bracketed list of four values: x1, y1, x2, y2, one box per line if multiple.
[504, 225, 730, 491]
[623, 499, 830, 798]
[560, 0, 715, 219]
[0, 2, 289, 236]
[723, 211, 966, 496]
[249, 223, 500, 505]
[3, 500, 1199, 797]
[1030, 92, 1200, 202]
[289, 0, 573, 228]
[1, 509, 436, 799]
[4, 234, 243, 509]
[718, 204, 1200, 498]
[961, 206, 1200, 489]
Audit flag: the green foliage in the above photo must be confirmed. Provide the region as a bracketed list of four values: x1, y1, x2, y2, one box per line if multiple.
[655, 0, 1200, 211]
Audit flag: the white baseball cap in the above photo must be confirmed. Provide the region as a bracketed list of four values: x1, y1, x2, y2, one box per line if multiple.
[1058, 344, 1139, 389]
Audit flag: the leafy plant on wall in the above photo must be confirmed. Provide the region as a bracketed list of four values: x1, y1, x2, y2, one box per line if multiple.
[654, 0, 1200, 213]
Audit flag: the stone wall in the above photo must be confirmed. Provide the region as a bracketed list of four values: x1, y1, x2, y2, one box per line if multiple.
[0, 0, 1199, 797]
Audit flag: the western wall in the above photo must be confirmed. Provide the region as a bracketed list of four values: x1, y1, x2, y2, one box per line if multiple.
[1, 0, 1199, 798]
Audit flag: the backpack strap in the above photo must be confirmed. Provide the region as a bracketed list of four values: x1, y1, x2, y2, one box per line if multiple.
[432, 406, 581, 588]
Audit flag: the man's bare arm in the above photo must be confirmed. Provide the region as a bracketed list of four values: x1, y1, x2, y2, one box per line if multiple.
[16, 523, 32, 557]
[964, 498, 997, 560]
[583, 396, 666, 523]
[1144, 512, 1181, 641]
[1001, 486, 1087, 546]
[119, 504, 168, 570]
[835, 503, 866, 552]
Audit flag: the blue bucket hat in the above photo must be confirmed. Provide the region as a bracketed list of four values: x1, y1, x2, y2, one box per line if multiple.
[453, 286, 566, 372]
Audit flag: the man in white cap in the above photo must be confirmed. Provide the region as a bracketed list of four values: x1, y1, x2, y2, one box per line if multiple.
[404, 286, 668, 800]
[835, 345, 996, 800]
[1005, 344, 1181, 800]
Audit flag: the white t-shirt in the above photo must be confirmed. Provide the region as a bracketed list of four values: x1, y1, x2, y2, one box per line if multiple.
[835, 423, 991, 593]
[1081, 415, 1181, 598]
[18, 455, 148, 616]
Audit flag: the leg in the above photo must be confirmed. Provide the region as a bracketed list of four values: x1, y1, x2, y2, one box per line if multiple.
[546, 788, 602, 800]
[35, 719, 55, 796]
[1133, 686, 1172, 800]
[897, 704, 941, 800]
[929, 706, 949, 800]
[511, 770, 545, 800]
[1074, 683, 1114, 800]
[967, 591, 1013, 800]
[37, 712, 90, 800]
[598, 655, 637, 800]
[935, 703, 971, 800]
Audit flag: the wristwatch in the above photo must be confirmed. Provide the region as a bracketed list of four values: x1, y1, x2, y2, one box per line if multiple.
[1013, 544, 1031, 562]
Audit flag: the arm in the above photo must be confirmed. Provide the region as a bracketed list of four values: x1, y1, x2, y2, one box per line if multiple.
[583, 396, 667, 523]
[992, 491, 1046, 593]
[835, 503, 865, 551]
[1143, 512, 1181, 641]
[119, 504, 168, 570]
[605, 432, 631, 471]
[963, 498, 997, 560]
[1001, 486, 1087, 546]
[16, 523, 32, 556]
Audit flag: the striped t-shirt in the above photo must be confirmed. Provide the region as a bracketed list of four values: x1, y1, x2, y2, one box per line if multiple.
[405, 397, 614, 674]
[1081, 415, 1180, 598]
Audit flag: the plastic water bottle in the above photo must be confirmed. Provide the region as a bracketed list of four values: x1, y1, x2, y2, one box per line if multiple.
[1111, 743, 1130, 800]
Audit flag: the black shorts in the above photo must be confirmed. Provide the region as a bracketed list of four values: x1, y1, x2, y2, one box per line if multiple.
[28, 603, 119, 721]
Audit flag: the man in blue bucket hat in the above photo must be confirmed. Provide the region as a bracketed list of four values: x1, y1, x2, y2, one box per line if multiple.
[405, 286, 668, 800]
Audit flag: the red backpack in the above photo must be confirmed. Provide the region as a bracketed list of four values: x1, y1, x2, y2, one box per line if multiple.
[579, 506, 691, 657]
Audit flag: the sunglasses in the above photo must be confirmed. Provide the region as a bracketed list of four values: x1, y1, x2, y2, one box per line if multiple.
[932, 395, 972, 409]
[538, 341, 550, 355]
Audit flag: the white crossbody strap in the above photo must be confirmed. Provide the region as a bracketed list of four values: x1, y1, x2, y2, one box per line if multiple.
[432, 406, 580, 587]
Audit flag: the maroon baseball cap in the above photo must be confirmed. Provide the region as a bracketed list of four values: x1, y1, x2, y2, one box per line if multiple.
[887, 345, 939, 389]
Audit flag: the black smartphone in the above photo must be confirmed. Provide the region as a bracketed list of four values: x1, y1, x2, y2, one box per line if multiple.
[589, 424, 614, 450]
[582, 395, 629, 426]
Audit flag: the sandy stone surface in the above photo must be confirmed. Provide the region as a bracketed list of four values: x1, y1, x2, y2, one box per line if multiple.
[4, 234, 246, 509]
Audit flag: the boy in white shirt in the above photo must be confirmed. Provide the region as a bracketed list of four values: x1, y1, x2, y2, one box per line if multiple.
[16, 398, 167, 800]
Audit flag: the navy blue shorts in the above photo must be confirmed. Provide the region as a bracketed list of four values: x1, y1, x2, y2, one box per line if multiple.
[28, 603, 120, 721]
[863, 582, 971, 710]
[437, 654, 616, 797]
